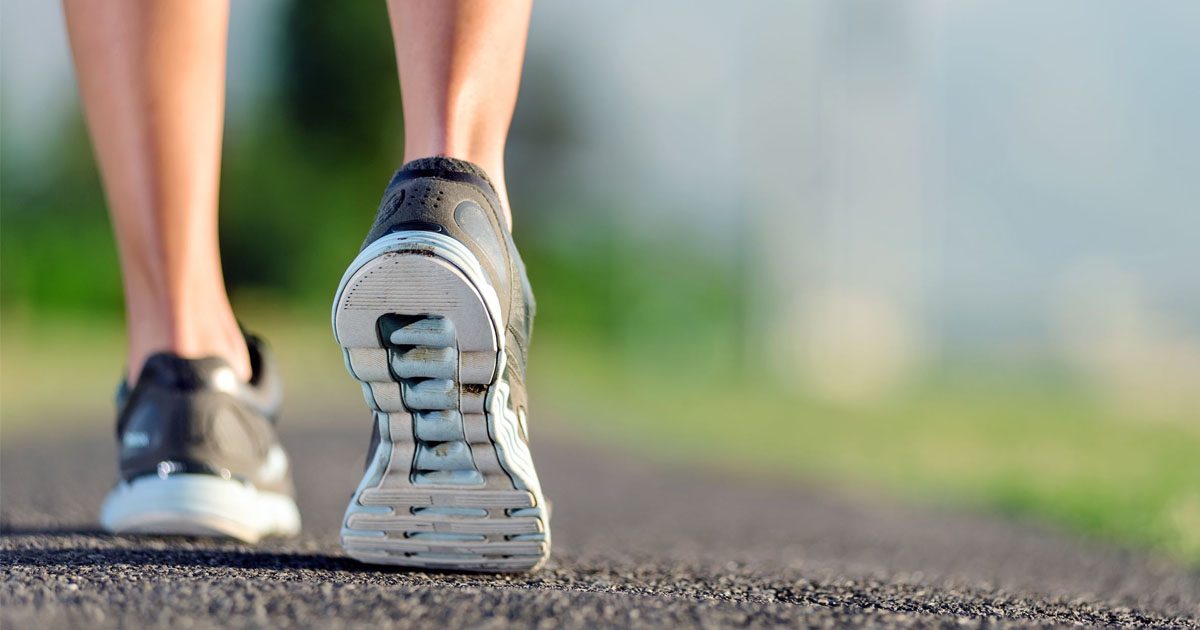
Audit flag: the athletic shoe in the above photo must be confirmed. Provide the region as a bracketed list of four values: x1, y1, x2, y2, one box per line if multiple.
[332, 157, 548, 572]
[100, 334, 301, 542]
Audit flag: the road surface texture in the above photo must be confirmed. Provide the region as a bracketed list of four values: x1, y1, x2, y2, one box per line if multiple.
[2, 412, 1197, 629]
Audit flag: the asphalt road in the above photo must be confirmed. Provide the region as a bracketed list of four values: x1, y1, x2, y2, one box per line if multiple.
[2, 413, 1197, 629]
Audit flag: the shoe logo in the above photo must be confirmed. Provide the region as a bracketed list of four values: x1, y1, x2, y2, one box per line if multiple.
[454, 200, 509, 295]
[376, 188, 407, 225]
[122, 431, 150, 450]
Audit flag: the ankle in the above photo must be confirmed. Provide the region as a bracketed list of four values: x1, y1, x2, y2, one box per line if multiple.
[125, 308, 252, 384]
[127, 330, 252, 385]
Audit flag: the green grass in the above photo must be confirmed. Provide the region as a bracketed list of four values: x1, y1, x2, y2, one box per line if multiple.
[3, 311, 1197, 565]
[529, 334, 1200, 566]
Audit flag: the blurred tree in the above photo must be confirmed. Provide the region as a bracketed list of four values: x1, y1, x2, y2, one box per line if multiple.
[218, 1, 404, 300]
[0, 113, 122, 314]
[279, 0, 402, 165]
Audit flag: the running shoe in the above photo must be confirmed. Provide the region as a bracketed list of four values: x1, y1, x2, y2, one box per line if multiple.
[332, 157, 549, 572]
[100, 334, 301, 542]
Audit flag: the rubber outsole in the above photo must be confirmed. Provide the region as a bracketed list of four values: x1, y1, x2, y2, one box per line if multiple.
[332, 231, 549, 572]
[100, 474, 301, 543]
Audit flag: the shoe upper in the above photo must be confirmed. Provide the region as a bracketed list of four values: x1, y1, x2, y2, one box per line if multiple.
[362, 157, 537, 418]
[114, 334, 294, 497]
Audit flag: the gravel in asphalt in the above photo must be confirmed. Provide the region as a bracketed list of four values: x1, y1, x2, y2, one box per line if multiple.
[2, 417, 1197, 629]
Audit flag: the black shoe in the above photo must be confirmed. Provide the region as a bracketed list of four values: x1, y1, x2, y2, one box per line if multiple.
[100, 334, 301, 542]
[332, 157, 548, 571]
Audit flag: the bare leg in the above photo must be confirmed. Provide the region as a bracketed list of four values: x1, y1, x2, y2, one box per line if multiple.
[63, 0, 250, 382]
[387, 0, 532, 227]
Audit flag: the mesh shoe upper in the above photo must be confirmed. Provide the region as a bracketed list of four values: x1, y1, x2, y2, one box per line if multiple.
[114, 334, 294, 497]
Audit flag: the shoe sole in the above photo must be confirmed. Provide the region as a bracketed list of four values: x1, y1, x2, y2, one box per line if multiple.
[100, 474, 302, 543]
[332, 231, 550, 572]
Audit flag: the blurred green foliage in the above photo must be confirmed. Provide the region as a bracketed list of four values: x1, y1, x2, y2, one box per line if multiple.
[0, 1, 747, 371]
[534, 335, 1200, 564]
[2, 114, 122, 314]
[2, 2, 408, 311]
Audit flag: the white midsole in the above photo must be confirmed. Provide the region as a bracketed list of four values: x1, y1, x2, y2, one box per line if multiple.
[101, 474, 301, 543]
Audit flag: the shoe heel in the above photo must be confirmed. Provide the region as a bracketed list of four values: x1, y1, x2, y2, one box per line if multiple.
[333, 232, 549, 571]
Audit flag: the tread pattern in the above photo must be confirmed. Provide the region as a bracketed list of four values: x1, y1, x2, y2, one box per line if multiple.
[333, 237, 548, 572]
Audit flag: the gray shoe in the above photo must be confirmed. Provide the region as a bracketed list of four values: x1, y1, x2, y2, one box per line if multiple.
[100, 334, 301, 542]
[332, 157, 548, 572]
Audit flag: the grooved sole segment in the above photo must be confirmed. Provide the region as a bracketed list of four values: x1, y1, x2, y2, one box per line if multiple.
[341, 536, 546, 556]
[345, 514, 542, 535]
[393, 347, 457, 379]
[358, 488, 535, 508]
[415, 411, 465, 442]
[338, 552, 543, 571]
[415, 441, 475, 471]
